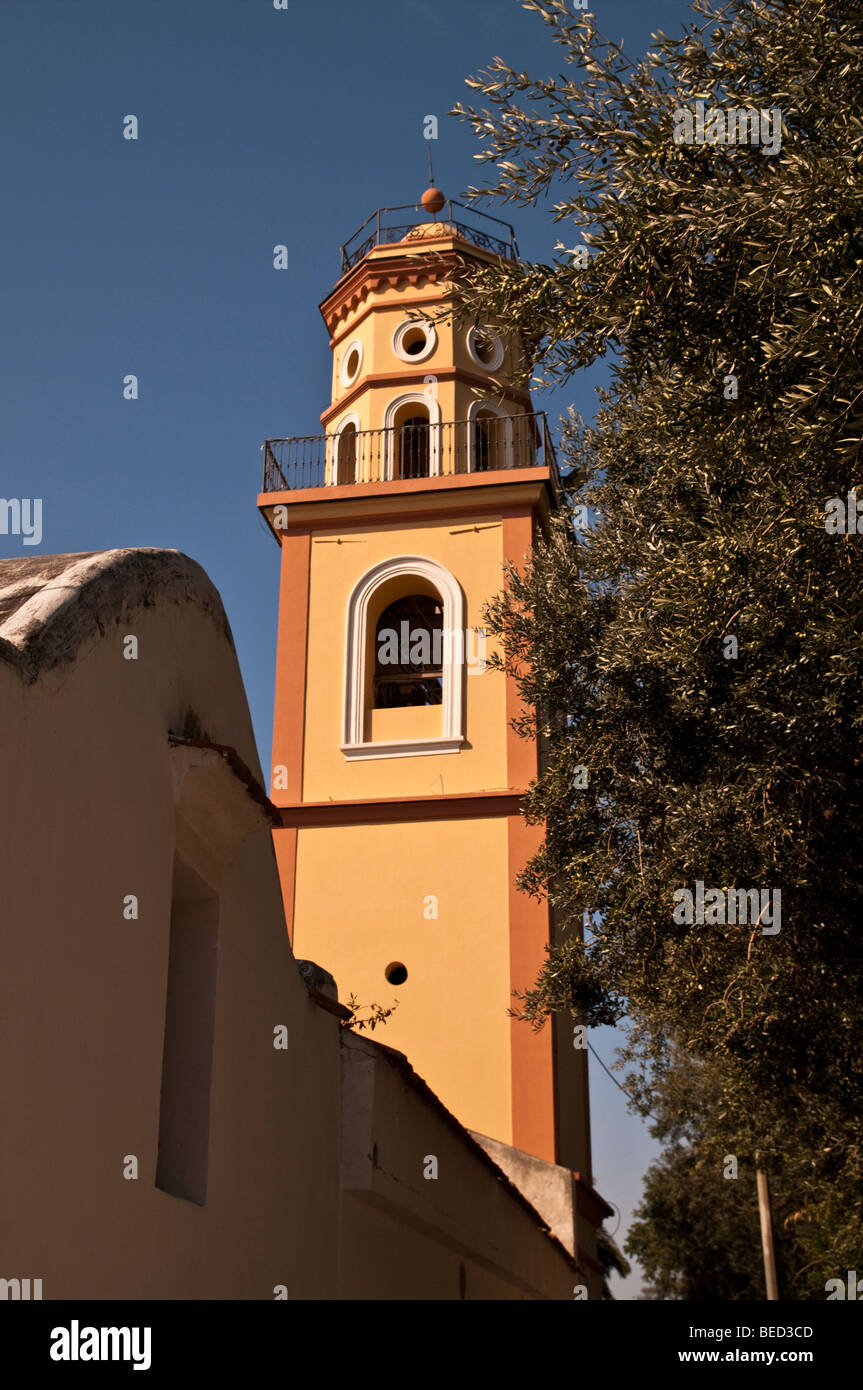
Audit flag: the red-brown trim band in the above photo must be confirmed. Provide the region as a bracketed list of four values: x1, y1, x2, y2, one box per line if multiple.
[277, 789, 524, 828]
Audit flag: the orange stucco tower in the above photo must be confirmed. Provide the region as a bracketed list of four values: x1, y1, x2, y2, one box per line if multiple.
[258, 190, 592, 1173]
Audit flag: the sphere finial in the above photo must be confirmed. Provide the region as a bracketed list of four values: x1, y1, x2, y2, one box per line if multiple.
[422, 147, 445, 217]
[421, 185, 446, 215]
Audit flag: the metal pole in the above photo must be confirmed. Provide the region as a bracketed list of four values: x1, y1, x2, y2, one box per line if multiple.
[756, 1162, 780, 1300]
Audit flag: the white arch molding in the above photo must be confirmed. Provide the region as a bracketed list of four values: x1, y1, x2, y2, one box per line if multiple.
[383, 392, 442, 480]
[468, 399, 514, 472]
[341, 555, 467, 760]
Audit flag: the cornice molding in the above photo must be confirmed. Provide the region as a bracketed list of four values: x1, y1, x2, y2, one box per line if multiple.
[320, 246, 485, 335]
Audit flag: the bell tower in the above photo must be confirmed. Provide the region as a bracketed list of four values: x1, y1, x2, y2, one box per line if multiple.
[258, 187, 592, 1175]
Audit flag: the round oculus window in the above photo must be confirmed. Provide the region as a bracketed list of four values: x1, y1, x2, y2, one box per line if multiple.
[340, 340, 363, 387]
[393, 320, 437, 363]
[466, 325, 504, 372]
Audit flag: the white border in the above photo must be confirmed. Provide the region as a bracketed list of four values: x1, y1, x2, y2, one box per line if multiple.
[340, 339, 363, 388]
[341, 555, 466, 760]
[392, 319, 437, 364]
[466, 325, 504, 372]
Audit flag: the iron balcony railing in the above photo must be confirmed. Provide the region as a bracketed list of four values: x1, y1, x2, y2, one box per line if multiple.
[261, 412, 561, 498]
[339, 201, 519, 275]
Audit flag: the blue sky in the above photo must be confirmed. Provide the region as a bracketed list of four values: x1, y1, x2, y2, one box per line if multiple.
[1, 0, 699, 1297]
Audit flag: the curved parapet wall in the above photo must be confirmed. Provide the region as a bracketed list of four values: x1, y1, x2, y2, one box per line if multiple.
[0, 548, 233, 683]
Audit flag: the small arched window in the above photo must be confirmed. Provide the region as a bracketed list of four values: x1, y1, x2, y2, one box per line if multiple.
[384, 394, 441, 479]
[374, 594, 443, 708]
[337, 422, 357, 484]
[328, 412, 360, 486]
[342, 556, 466, 760]
[468, 401, 514, 472]
[393, 403, 430, 479]
[473, 411, 496, 472]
